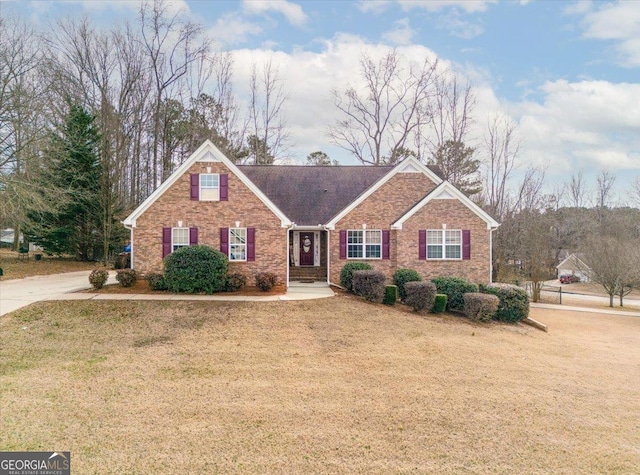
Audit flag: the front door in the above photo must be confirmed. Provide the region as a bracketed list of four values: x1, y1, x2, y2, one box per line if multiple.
[299, 233, 314, 266]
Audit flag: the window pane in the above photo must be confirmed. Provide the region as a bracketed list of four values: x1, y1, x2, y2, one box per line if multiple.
[230, 245, 246, 261]
[445, 230, 461, 244]
[200, 188, 219, 201]
[200, 174, 219, 188]
[200, 174, 219, 201]
[230, 228, 246, 244]
[172, 228, 189, 251]
[365, 230, 381, 244]
[365, 245, 381, 258]
[427, 230, 442, 245]
[445, 245, 461, 259]
[427, 245, 442, 259]
[347, 245, 363, 258]
[348, 230, 363, 244]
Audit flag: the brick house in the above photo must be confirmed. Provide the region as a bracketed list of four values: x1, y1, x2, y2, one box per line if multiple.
[123, 140, 499, 286]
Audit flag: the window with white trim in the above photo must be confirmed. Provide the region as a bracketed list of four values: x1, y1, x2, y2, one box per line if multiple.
[427, 229, 462, 260]
[200, 173, 219, 201]
[172, 228, 189, 252]
[347, 229, 382, 259]
[229, 227, 246, 261]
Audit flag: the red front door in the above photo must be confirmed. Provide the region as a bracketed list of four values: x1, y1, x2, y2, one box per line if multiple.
[299, 233, 314, 266]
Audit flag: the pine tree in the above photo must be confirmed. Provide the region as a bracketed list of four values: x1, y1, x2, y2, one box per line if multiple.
[429, 140, 482, 196]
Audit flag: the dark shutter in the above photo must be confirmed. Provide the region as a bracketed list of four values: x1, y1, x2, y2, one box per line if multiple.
[190, 174, 199, 200]
[382, 230, 390, 260]
[220, 174, 228, 201]
[462, 230, 471, 260]
[189, 227, 198, 246]
[162, 227, 172, 258]
[339, 230, 347, 259]
[418, 230, 426, 260]
[220, 227, 229, 255]
[247, 227, 255, 261]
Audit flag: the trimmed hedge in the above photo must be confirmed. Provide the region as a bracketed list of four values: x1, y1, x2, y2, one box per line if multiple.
[164, 245, 228, 294]
[340, 262, 373, 291]
[479, 283, 530, 323]
[225, 272, 248, 292]
[404, 281, 437, 312]
[255, 272, 278, 292]
[89, 269, 109, 290]
[383, 285, 398, 306]
[116, 269, 137, 287]
[431, 276, 479, 312]
[392, 268, 422, 301]
[352, 270, 386, 302]
[146, 273, 168, 291]
[432, 294, 447, 313]
[463, 292, 500, 322]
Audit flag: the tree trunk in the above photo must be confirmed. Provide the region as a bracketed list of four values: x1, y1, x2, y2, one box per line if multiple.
[609, 293, 614, 308]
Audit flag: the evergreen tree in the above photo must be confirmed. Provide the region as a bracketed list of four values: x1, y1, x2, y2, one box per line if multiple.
[429, 140, 482, 196]
[26, 105, 102, 260]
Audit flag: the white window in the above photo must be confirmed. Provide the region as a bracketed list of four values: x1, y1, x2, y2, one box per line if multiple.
[229, 228, 246, 261]
[200, 173, 219, 201]
[172, 228, 189, 252]
[427, 229, 462, 260]
[348, 229, 382, 259]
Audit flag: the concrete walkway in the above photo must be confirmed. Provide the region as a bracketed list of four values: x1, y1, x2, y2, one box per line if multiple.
[531, 302, 640, 317]
[0, 272, 334, 317]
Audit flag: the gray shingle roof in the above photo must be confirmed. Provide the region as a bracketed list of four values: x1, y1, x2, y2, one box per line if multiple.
[237, 165, 393, 225]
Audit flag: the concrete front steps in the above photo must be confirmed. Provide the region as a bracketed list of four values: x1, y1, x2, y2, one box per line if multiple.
[289, 265, 327, 283]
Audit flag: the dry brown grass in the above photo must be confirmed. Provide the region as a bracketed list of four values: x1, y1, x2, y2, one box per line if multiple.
[1, 295, 639, 474]
[0, 249, 99, 280]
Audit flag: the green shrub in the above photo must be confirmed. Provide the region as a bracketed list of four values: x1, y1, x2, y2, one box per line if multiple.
[352, 270, 386, 302]
[392, 268, 422, 300]
[431, 276, 479, 312]
[383, 285, 398, 305]
[479, 283, 530, 323]
[146, 273, 167, 291]
[225, 272, 248, 292]
[463, 292, 500, 322]
[340, 262, 373, 291]
[404, 281, 437, 312]
[164, 245, 228, 294]
[432, 294, 447, 313]
[255, 272, 278, 292]
[116, 269, 137, 287]
[89, 269, 109, 290]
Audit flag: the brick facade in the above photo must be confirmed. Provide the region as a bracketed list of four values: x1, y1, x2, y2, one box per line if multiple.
[132, 161, 287, 284]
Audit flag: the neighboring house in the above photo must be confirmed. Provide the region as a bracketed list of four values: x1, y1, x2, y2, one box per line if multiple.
[556, 253, 592, 282]
[123, 140, 499, 287]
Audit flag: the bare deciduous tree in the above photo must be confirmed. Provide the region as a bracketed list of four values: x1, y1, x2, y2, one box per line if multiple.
[329, 49, 438, 166]
[567, 170, 588, 208]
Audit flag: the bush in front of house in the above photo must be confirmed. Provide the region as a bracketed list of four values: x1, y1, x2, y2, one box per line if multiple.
[383, 285, 398, 306]
[255, 272, 278, 292]
[116, 269, 137, 287]
[404, 281, 437, 312]
[392, 268, 422, 301]
[225, 272, 248, 292]
[479, 283, 530, 323]
[431, 276, 479, 312]
[89, 269, 109, 290]
[340, 262, 373, 292]
[164, 245, 228, 294]
[352, 270, 386, 303]
[463, 292, 500, 322]
[146, 273, 168, 291]
[432, 294, 448, 313]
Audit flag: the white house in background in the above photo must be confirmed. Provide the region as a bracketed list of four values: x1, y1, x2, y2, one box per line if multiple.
[556, 253, 592, 282]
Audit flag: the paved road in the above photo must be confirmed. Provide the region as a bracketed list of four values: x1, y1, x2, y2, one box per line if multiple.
[540, 282, 640, 308]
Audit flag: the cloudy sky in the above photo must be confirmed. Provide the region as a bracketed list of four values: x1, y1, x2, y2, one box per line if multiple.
[4, 0, 640, 197]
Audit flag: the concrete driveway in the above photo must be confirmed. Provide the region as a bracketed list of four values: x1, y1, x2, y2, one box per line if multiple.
[0, 271, 116, 317]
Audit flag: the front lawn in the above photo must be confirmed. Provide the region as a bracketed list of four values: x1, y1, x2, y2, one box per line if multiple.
[0, 249, 99, 280]
[1, 295, 638, 473]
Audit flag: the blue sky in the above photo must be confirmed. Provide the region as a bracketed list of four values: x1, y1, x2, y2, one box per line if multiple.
[3, 0, 640, 201]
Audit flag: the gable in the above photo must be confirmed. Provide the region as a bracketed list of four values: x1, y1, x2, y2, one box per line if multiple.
[392, 182, 499, 230]
[123, 141, 291, 227]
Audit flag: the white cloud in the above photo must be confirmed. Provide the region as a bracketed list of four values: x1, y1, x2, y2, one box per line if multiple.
[382, 18, 415, 45]
[513, 80, 640, 175]
[397, 0, 496, 13]
[438, 11, 484, 39]
[242, 0, 307, 27]
[356, 0, 392, 14]
[570, 1, 640, 67]
[208, 12, 262, 47]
